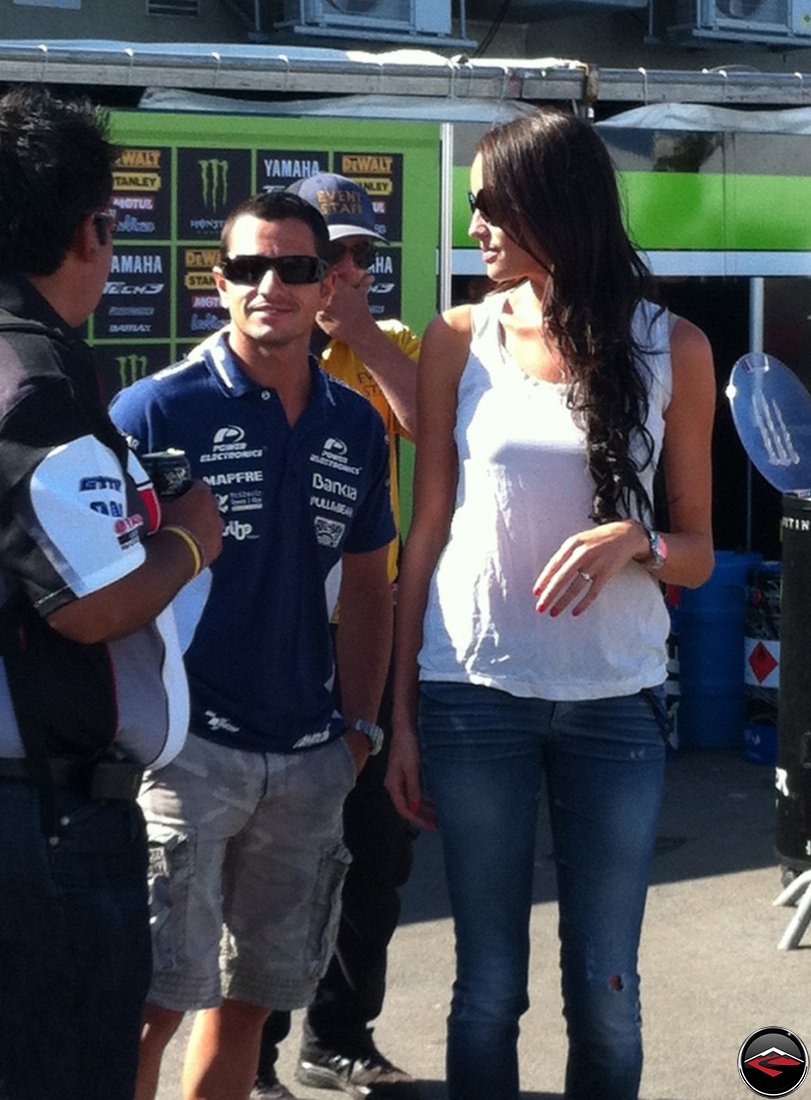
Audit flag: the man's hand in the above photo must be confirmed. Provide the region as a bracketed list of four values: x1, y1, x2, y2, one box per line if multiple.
[316, 274, 377, 346]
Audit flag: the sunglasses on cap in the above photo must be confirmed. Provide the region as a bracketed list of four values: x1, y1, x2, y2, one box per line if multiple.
[467, 189, 498, 224]
[324, 239, 379, 269]
[219, 254, 330, 286]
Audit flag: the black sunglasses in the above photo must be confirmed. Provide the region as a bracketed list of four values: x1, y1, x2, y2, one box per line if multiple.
[325, 239, 379, 269]
[219, 254, 329, 286]
[468, 189, 497, 224]
[94, 207, 118, 240]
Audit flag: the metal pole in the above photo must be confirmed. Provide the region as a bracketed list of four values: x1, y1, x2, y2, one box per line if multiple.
[747, 277, 765, 552]
[439, 121, 454, 313]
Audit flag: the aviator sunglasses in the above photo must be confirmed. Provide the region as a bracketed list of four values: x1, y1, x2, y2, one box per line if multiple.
[324, 239, 379, 269]
[219, 254, 330, 286]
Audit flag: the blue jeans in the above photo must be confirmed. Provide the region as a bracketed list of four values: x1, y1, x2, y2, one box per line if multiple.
[418, 681, 668, 1100]
[0, 778, 151, 1100]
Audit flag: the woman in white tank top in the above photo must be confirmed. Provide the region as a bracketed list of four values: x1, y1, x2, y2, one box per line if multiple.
[386, 110, 715, 1100]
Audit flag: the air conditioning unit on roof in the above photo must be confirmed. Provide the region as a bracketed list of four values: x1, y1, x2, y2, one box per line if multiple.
[278, 0, 454, 39]
[697, 0, 811, 36]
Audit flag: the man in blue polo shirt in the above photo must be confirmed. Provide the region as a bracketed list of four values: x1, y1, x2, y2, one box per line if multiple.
[110, 191, 394, 1100]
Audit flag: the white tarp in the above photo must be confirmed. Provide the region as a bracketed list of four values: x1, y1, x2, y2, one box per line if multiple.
[599, 101, 811, 133]
[138, 85, 533, 122]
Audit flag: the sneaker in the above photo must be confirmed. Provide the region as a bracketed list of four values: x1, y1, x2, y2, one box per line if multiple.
[296, 1035, 421, 1099]
[250, 1080, 299, 1100]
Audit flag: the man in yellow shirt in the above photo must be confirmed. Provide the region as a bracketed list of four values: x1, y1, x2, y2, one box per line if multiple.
[251, 174, 421, 1100]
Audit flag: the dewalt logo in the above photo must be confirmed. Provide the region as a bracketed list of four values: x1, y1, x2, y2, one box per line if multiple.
[184, 250, 220, 291]
[119, 150, 162, 169]
[340, 155, 393, 175]
[185, 249, 221, 268]
[115, 149, 162, 193]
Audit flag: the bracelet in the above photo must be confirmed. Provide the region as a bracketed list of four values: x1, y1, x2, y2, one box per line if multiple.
[162, 524, 204, 579]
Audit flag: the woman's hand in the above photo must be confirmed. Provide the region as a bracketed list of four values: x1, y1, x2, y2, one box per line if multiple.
[533, 519, 650, 618]
[385, 724, 437, 830]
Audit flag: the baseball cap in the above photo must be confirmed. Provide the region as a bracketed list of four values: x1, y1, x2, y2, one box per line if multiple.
[287, 172, 387, 243]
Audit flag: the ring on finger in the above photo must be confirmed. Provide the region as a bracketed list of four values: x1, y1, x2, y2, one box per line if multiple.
[577, 569, 593, 583]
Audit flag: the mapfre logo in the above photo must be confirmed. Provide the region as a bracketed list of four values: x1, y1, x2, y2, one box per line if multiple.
[213, 426, 245, 446]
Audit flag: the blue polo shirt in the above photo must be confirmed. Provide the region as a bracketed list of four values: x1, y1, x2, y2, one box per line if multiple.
[110, 333, 395, 754]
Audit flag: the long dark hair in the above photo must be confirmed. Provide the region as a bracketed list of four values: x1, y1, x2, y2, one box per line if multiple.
[476, 109, 657, 524]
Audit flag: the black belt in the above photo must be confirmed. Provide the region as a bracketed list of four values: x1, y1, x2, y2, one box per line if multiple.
[0, 756, 144, 801]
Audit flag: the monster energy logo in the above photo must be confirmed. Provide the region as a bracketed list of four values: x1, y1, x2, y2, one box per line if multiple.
[199, 159, 229, 211]
[116, 354, 149, 389]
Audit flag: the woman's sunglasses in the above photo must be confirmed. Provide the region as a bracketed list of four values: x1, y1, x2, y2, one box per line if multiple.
[467, 189, 497, 224]
[219, 254, 330, 286]
[324, 240, 379, 269]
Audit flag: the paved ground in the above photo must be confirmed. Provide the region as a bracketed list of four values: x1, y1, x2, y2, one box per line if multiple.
[157, 748, 811, 1099]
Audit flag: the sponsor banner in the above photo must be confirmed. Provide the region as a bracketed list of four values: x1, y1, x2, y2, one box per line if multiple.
[176, 246, 230, 340]
[93, 344, 173, 404]
[112, 147, 171, 239]
[335, 151, 404, 241]
[178, 148, 252, 240]
[95, 246, 171, 340]
[368, 245, 402, 321]
[256, 149, 329, 192]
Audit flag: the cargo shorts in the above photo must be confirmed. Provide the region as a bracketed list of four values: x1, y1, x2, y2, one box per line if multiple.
[139, 731, 356, 1012]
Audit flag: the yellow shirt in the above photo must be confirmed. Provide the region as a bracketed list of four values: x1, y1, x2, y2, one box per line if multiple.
[320, 320, 420, 581]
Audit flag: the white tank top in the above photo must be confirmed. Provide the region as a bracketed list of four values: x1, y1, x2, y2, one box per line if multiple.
[419, 291, 673, 701]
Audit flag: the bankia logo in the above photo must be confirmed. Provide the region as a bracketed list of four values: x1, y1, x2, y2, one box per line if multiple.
[739, 1027, 808, 1096]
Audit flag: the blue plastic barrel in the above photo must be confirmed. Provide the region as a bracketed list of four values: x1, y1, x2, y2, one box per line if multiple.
[678, 550, 762, 749]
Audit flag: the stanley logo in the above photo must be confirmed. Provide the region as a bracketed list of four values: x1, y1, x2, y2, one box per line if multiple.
[185, 273, 218, 290]
[351, 177, 393, 197]
[114, 172, 161, 192]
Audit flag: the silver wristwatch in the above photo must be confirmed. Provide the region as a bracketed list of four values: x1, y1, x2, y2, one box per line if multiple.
[643, 527, 669, 572]
[348, 718, 384, 756]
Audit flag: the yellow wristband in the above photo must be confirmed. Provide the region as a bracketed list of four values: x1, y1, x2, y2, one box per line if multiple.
[162, 524, 204, 579]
